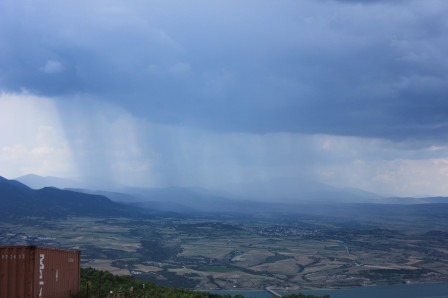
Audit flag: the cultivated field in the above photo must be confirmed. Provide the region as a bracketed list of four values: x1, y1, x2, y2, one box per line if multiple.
[1, 213, 448, 290]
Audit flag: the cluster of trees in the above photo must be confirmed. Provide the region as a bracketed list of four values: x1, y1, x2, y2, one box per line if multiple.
[80, 267, 218, 297]
[79, 267, 329, 298]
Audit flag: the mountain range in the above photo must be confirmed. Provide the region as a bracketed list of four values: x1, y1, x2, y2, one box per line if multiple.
[16, 174, 385, 204]
[0, 176, 133, 219]
[1, 174, 448, 221]
[16, 173, 447, 207]
[16, 174, 125, 191]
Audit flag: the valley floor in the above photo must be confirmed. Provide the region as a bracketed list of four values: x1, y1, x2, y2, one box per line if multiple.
[1, 213, 448, 291]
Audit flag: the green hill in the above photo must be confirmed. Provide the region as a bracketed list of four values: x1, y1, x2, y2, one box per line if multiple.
[80, 267, 329, 298]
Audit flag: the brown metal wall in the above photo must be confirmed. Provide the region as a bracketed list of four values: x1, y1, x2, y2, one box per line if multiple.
[0, 246, 80, 298]
[0, 246, 35, 298]
[34, 247, 80, 298]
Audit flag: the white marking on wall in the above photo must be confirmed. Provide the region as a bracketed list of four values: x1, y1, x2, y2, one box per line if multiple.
[39, 254, 45, 297]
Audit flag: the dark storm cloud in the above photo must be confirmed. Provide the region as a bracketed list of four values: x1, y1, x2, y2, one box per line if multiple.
[1, 0, 448, 140]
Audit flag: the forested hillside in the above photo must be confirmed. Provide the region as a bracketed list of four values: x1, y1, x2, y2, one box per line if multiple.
[80, 268, 329, 298]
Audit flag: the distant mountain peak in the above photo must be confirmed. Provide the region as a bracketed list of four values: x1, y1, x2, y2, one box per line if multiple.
[15, 173, 125, 192]
[0, 175, 32, 189]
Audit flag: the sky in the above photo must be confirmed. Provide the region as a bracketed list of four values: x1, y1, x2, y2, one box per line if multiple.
[1, 0, 448, 197]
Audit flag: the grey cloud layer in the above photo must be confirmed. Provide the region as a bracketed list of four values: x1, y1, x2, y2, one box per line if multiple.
[1, 0, 448, 140]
